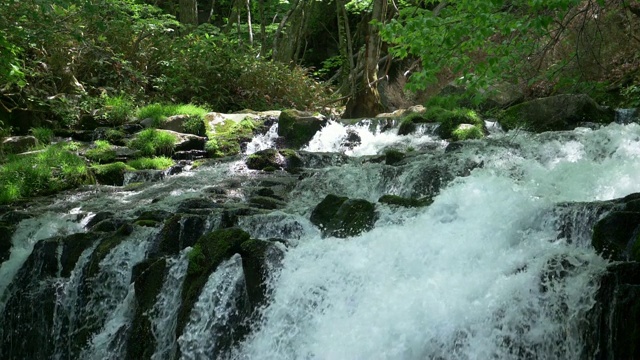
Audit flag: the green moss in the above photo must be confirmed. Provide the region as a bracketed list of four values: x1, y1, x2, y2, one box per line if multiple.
[206, 119, 257, 158]
[91, 162, 134, 186]
[452, 124, 484, 141]
[136, 103, 209, 125]
[246, 149, 280, 170]
[29, 127, 54, 145]
[426, 107, 483, 139]
[85, 140, 117, 163]
[187, 243, 206, 275]
[127, 156, 174, 170]
[104, 128, 126, 145]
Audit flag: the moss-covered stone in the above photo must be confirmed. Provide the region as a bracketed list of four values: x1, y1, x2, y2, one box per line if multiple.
[397, 118, 417, 136]
[499, 94, 615, 132]
[91, 162, 135, 186]
[127, 257, 167, 360]
[85, 224, 133, 279]
[239, 239, 282, 309]
[384, 149, 405, 166]
[156, 214, 207, 256]
[310, 195, 377, 238]
[378, 194, 433, 208]
[425, 107, 484, 139]
[451, 124, 484, 141]
[310, 194, 349, 230]
[277, 109, 327, 148]
[249, 196, 286, 210]
[246, 149, 282, 170]
[205, 118, 258, 158]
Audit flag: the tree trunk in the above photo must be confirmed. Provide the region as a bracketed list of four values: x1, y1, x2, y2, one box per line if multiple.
[258, 0, 267, 56]
[179, 0, 198, 26]
[246, 0, 253, 46]
[273, 0, 300, 61]
[336, 0, 355, 98]
[344, 0, 388, 118]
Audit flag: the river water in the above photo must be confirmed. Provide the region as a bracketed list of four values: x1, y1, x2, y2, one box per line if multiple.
[2, 119, 640, 359]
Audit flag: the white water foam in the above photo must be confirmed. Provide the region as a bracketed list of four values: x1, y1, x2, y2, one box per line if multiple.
[229, 123, 640, 360]
[150, 249, 191, 360]
[178, 255, 245, 360]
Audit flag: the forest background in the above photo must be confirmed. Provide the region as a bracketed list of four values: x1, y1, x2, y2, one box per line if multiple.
[1, 0, 639, 134]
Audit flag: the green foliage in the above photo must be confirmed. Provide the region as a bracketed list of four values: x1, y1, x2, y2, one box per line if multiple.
[99, 94, 135, 125]
[425, 107, 483, 139]
[85, 140, 117, 163]
[621, 84, 640, 108]
[128, 129, 176, 156]
[29, 127, 54, 145]
[127, 156, 174, 170]
[381, 0, 588, 92]
[0, 144, 93, 203]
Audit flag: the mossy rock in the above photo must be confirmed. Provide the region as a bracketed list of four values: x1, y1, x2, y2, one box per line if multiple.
[378, 194, 433, 208]
[136, 210, 172, 223]
[239, 239, 283, 309]
[384, 149, 405, 166]
[397, 118, 417, 136]
[85, 224, 133, 279]
[277, 109, 327, 148]
[499, 94, 615, 132]
[424, 107, 484, 139]
[310, 194, 349, 230]
[310, 195, 378, 238]
[246, 149, 283, 170]
[127, 257, 167, 360]
[133, 219, 160, 227]
[279, 149, 304, 172]
[177, 228, 251, 336]
[205, 118, 258, 158]
[451, 124, 484, 141]
[249, 196, 286, 210]
[91, 162, 135, 186]
[156, 214, 208, 256]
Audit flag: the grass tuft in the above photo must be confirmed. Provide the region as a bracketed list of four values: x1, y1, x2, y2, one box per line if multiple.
[127, 156, 174, 170]
[128, 129, 177, 157]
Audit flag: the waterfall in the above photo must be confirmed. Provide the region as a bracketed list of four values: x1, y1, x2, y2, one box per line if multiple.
[1, 120, 640, 359]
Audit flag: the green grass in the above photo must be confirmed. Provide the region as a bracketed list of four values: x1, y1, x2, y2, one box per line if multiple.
[0, 144, 93, 203]
[101, 94, 135, 125]
[127, 156, 174, 170]
[29, 127, 54, 145]
[136, 103, 209, 124]
[85, 140, 117, 163]
[452, 124, 484, 141]
[128, 129, 177, 157]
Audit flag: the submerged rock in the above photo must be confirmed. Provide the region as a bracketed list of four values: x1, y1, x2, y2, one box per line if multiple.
[378, 194, 433, 208]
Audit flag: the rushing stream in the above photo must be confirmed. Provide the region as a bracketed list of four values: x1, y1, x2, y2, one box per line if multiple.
[2, 117, 640, 359]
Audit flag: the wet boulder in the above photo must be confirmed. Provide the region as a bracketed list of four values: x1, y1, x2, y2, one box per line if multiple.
[156, 214, 208, 256]
[277, 109, 328, 148]
[91, 162, 134, 186]
[310, 194, 378, 238]
[239, 239, 284, 309]
[592, 193, 640, 261]
[586, 262, 640, 359]
[0, 222, 15, 263]
[500, 94, 615, 132]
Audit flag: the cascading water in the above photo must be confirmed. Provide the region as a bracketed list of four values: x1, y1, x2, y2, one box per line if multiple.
[1, 117, 640, 359]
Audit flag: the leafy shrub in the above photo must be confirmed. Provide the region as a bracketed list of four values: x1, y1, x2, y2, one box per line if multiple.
[127, 156, 174, 170]
[85, 140, 117, 163]
[0, 145, 93, 203]
[30, 127, 54, 145]
[128, 129, 176, 156]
